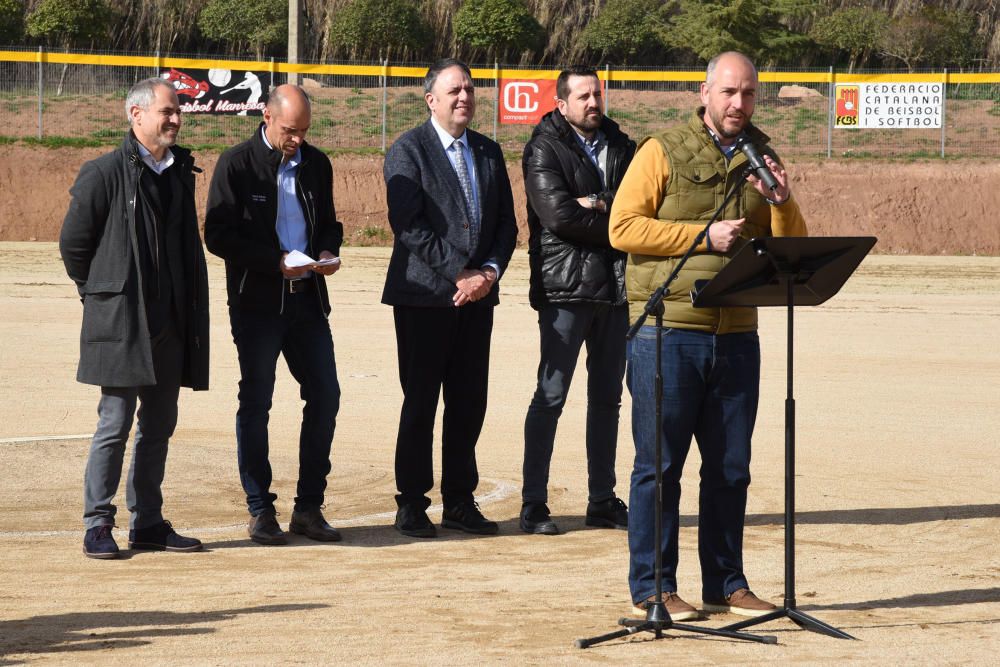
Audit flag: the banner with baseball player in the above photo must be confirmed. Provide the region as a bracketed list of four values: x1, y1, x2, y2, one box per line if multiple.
[160, 67, 269, 115]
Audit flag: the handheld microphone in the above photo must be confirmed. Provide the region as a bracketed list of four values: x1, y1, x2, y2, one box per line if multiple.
[735, 135, 778, 192]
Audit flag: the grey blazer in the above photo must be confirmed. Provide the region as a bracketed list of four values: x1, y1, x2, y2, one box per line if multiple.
[381, 120, 517, 307]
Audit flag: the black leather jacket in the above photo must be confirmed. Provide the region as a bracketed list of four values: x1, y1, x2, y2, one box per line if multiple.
[205, 124, 343, 315]
[522, 110, 636, 309]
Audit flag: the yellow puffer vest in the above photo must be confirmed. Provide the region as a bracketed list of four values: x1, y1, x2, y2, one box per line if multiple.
[625, 111, 777, 332]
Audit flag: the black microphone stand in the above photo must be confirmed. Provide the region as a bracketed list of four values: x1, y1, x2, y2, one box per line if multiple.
[576, 165, 776, 648]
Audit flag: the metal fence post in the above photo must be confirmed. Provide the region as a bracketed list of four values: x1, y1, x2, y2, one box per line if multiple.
[493, 60, 499, 141]
[381, 58, 388, 153]
[37, 46, 43, 139]
[827, 66, 833, 159]
[605, 63, 611, 115]
[941, 68, 948, 158]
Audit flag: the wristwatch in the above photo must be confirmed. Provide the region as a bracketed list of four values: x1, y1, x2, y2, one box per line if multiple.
[587, 194, 599, 209]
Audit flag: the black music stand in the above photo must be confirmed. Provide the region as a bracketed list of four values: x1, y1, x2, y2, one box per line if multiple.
[691, 235, 876, 640]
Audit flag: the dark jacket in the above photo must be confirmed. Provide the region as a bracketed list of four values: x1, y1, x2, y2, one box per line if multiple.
[59, 132, 210, 389]
[204, 124, 343, 315]
[381, 120, 518, 307]
[522, 110, 636, 310]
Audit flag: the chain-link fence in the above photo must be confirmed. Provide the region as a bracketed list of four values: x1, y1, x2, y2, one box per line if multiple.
[2, 48, 1000, 159]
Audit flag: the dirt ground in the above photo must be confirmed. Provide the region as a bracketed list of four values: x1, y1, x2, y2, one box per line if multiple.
[3, 145, 1000, 255]
[0, 242, 998, 665]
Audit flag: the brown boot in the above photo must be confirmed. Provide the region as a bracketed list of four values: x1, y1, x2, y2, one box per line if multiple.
[703, 588, 777, 617]
[631, 592, 704, 621]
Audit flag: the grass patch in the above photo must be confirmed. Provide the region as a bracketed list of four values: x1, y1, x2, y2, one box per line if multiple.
[348, 224, 391, 246]
[792, 107, 825, 131]
[90, 127, 119, 139]
[22, 135, 105, 148]
[393, 91, 422, 105]
[320, 146, 384, 157]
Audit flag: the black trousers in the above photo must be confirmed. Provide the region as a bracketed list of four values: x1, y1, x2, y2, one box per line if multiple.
[392, 303, 494, 509]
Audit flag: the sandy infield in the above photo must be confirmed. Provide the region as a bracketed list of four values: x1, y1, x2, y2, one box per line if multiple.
[0, 242, 998, 664]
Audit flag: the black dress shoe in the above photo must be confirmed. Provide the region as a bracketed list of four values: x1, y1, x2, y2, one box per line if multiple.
[129, 520, 203, 552]
[289, 507, 342, 542]
[585, 497, 628, 529]
[442, 501, 499, 535]
[83, 525, 120, 559]
[394, 504, 437, 538]
[519, 503, 559, 535]
[248, 510, 288, 545]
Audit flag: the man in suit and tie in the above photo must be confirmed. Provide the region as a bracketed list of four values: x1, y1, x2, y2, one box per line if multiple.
[382, 58, 518, 538]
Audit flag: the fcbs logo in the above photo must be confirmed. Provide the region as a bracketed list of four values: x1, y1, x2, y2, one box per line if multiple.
[835, 86, 859, 126]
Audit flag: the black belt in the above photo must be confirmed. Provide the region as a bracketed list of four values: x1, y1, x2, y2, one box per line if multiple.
[287, 279, 313, 294]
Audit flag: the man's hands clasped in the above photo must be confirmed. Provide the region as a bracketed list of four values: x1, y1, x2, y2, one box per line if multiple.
[453, 267, 497, 306]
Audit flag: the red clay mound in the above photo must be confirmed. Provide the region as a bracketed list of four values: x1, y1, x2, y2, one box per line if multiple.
[2, 145, 997, 255]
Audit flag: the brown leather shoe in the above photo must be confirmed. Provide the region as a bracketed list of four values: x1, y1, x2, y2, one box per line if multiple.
[248, 510, 287, 545]
[631, 592, 704, 621]
[703, 588, 777, 617]
[289, 507, 342, 542]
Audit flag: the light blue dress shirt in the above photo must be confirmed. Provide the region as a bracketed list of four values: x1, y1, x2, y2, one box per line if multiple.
[572, 128, 607, 187]
[430, 116, 480, 219]
[262, 128, 308, 255]
[136, 143, 175, 175]
[428, 117, 499, 277]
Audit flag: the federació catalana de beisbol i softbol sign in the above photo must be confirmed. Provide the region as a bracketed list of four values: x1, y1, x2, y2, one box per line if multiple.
[835, 83, 943, 129]
[160, 68, 268, 115]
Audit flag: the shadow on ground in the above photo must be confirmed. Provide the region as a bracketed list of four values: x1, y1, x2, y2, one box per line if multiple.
[742, 503, 1000, 527]
[0, 603, 328, 664]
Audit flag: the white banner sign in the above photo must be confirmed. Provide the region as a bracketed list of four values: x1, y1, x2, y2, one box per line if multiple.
[834, 83, 943, 129]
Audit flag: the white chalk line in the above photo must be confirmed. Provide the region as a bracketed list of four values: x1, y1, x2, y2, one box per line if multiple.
[0, 434, 92, 444]
[0, 465, 518, 537]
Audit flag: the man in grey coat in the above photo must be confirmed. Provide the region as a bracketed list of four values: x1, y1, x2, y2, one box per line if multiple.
[382, 59, 517, 538]
[60, 78, 210, 559]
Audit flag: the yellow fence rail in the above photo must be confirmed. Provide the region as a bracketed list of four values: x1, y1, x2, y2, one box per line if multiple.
[3, 49, 1000, 158]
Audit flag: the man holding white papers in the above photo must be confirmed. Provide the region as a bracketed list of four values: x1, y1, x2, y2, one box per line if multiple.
[206, 84, 344, 545]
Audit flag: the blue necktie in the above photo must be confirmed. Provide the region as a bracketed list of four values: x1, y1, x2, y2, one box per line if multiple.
[451, 139, 479, 246]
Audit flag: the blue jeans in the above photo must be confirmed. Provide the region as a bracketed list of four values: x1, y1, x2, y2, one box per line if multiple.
[522, 303, 627, 505]
[230, 292, 340, 516]
[626, 326, 760, 604]
[83, 324, 183, 530]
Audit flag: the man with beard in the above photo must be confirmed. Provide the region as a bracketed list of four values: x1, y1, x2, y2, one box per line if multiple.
[61, 78, 209, 559]
[609, 52, 808, 620]
[206, 84, 344, 546]
[519, 67, 636, 536]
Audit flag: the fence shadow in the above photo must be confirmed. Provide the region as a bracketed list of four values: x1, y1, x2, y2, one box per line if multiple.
[800, 587, 1000, 612]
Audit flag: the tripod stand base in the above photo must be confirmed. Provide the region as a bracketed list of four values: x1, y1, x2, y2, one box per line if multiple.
[575, 602, 778, 648]
[721, 606, 857, 640]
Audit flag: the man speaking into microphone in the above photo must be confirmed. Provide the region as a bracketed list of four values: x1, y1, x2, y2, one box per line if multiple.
[609, 51, 807, 620]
